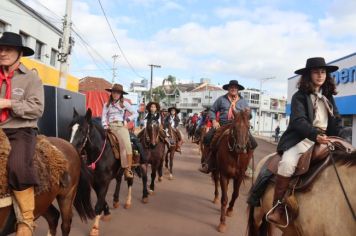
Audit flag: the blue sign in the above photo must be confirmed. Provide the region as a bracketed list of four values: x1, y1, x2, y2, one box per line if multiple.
[332, 66, 356, 85]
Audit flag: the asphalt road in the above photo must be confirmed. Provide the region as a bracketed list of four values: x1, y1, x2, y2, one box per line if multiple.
[29, 132, 277, 236]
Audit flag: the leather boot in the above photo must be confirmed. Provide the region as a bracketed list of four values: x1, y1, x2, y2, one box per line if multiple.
[165, 137, 172, 149]
[199, 152, 212, 174]
[176, 140, 183, 153]
[124, 154, 134, 180]
[13, 187, 35, 236]
[267, 175, 291, 226]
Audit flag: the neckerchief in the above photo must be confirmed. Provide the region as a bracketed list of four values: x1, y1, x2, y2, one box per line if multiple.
[227, 95, 238, 120]
[0, 66, 18, 122]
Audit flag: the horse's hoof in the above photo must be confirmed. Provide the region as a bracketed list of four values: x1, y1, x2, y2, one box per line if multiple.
[158, 176, 163, 182]
[168, 174, 174, 180]
[142, 197, 149, 204]
[148, 189, 154, 195]
[212, 197, 219, 204]
[164, 168, 169, 175]
[124, 203, 131, 209]
[89, 226, 99, 236]
[217, 223, 227, 233]
[226, 209, 233, 217]
[113, 201, 120, 209]
[101, 214, 111, 222]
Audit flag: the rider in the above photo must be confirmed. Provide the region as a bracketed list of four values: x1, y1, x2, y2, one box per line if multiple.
[102, 84, 136, 180]
[193, 108, 210, 142]
[266, 57, 342, 226]
[0, 32, 44, 235]
[199, 80, 257, 173]
[163, 107, 183, 153]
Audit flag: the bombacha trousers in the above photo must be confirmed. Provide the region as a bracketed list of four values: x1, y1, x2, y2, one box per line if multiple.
[109, 122, 132, 168]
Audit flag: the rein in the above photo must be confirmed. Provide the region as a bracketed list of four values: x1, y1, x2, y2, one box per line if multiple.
[87, 135, 107, 170]
[328, 142, 356, 221]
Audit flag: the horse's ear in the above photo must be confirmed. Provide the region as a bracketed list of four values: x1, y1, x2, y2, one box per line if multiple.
[73, 107, 79, 118]
[85, 108, 92, 121]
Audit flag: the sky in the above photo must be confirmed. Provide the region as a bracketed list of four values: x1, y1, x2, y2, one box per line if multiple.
[23, 0, 356, 97]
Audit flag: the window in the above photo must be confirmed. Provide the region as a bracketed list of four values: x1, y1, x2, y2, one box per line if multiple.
[0, 20, 7, 34]
[19, 31, 29, 46]
[251, 93, 259, 101]
[34, 40, 44, 60]
[50, 48, 57, 66]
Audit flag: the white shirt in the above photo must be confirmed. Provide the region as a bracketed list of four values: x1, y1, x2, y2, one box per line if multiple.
[102, 100, 136, 128]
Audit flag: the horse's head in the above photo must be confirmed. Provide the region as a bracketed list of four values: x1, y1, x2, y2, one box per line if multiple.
[146, 120, 160, 148]
[230, 108, 250, 152]
[69, 108, 95, 153]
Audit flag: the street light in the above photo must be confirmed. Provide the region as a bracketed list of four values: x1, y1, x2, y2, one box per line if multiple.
[257, 77, 276, 135]
[148, 64, 161, 102]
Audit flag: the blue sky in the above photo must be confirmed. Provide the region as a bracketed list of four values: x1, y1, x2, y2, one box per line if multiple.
[24, 0, 356, 97]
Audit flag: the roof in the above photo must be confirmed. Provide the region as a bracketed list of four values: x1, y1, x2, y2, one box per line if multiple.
[79, 77, 112, 92]
[191, 83, 223, 92]
[176, 83, 201, 92]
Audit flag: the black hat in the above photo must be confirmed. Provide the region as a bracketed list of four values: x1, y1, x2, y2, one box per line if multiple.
[105, 83, 128, 94]
[146, 102, 160, 112]
[222, 80, 245, 90]
[294, 57, 339, 75]
[168, 107, 180, 114]
[0, 32, 34, 56]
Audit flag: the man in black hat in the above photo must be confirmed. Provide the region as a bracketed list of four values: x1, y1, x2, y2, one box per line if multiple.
[0, 32, 44, 235]
[199, 80, 257, 173]
[164, 107, 183, 153]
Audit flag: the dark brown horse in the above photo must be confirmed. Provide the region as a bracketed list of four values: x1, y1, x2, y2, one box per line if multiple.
[0, 129, 95, 236]
[163, 124, 180, 180]
[210, 109, 253, 233]
[139, 120, 165, 193]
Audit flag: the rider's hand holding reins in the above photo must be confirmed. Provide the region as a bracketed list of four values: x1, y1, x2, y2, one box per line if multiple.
[316, 134, 330, 144]
[213, 120, 220, 129]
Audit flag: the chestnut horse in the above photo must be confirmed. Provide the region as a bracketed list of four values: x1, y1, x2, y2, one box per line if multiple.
[163, 124, 179, 180]
[0, 129, 95, 236]
[210, 109, 253, 233]
[247, 141, 356, 236]
[139, 119, 165, 193]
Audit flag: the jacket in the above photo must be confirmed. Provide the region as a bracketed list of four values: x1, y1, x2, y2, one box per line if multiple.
[277, 90, 342, 154]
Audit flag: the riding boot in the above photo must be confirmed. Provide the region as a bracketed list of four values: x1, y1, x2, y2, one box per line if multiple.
[267, 175, 291, 226]
[124, 154, 134, 180]
[199, 152, 212, 174]
[13, 187, 35, 236]
[176, 139, 183, 153]
[165, 137, 172, 149]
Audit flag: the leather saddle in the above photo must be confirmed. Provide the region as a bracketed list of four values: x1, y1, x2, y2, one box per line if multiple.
[267, 136, 355, 191]
[107, 129, 127, 160]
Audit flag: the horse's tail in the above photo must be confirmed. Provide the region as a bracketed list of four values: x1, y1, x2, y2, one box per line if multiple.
[247, 205, 270, 236]
[73, 159, 96, 222]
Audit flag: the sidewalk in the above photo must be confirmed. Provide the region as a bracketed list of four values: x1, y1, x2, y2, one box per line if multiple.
[253, 134, 278, 146]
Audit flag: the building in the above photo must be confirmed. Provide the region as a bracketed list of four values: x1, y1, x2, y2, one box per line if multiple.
[287, 52, 356, 146]
[0, 0, 79, 91]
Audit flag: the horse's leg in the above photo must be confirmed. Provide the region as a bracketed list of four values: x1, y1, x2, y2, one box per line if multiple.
[42, 204, 60, 236]
[56, 193, 75, 236]
[168, 151, 174, 180]
[101, 202, 111, 221]
[149, 165, 157, 193]
[212, 171, 220, 204]
[218, 175, 229, 233]
[226, 177, 243, 217]
[141, 164, 149, 203]
[124, 176, 133, 209]
[163, 150, 169, 177]
[158, 157, 164, 181]
[113, 168, 124, 209]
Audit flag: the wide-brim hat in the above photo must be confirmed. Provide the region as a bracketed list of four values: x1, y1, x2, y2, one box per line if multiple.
[222, 80, 245, 90]
[105, 83, 128, 94]
[146, 102, 160, 112]
[0, 32, 34, 56]
[294, 57, 339, 75]
[168, 107, 180, 114]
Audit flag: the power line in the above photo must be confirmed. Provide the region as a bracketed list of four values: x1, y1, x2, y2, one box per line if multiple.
[97, 0, 144, 79]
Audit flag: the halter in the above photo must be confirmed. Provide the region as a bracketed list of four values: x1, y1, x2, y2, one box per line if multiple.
[227, 128, 248, 153]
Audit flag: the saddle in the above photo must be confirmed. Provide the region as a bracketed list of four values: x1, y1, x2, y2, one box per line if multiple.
[0, 135, 68, 206]
[267, 136, 354, 191]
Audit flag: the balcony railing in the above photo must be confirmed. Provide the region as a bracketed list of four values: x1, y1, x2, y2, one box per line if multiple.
[178, 103, 199, 107]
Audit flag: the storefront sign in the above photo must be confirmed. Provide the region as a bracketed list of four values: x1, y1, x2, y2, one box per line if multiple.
[332, 66, 356, 85]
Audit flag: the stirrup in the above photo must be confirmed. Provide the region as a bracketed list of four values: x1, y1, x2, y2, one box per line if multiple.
[265, 200, 289, 228]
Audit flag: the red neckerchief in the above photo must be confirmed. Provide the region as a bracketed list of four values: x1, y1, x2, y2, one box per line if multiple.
[227, 95, 238, 120]
[0, 66, 18, 122]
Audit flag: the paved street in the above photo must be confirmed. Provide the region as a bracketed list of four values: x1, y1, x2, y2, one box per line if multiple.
[32, 131, 277, 236]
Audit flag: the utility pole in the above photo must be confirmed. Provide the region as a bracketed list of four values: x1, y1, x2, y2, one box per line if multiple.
[257, 77, 276, 135]
[112, 54, 119, 83]
[58, 0, 73, 89]
[148, 64, 161, 102]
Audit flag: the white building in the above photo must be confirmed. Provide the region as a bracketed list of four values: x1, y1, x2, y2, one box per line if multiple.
[0, 0, 61, 68]
[287, 53, 356, 146]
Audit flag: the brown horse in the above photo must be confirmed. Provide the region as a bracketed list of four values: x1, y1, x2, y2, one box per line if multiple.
[247, 143, 356, 236]
[210, 109, 253, 233]
[163, 124, 180, 180]
[139, 120, 165, 193]
[0, 129, 95, 236]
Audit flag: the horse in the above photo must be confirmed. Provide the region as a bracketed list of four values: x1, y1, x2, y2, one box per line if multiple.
[139, 119, 165, 193]
[163, 124, 179, 180]
[69, 109, 135, 236]
[247, 139, 356, 236]
[0, 129, 95, 236]
[208, 109, 253, 233]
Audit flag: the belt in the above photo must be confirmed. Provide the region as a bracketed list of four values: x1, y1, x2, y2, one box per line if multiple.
[111, 120, 123, 125]
[315, 127, 326, 135]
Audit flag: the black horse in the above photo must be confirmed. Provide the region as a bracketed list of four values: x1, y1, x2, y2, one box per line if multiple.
[69, 108, 137, 235]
